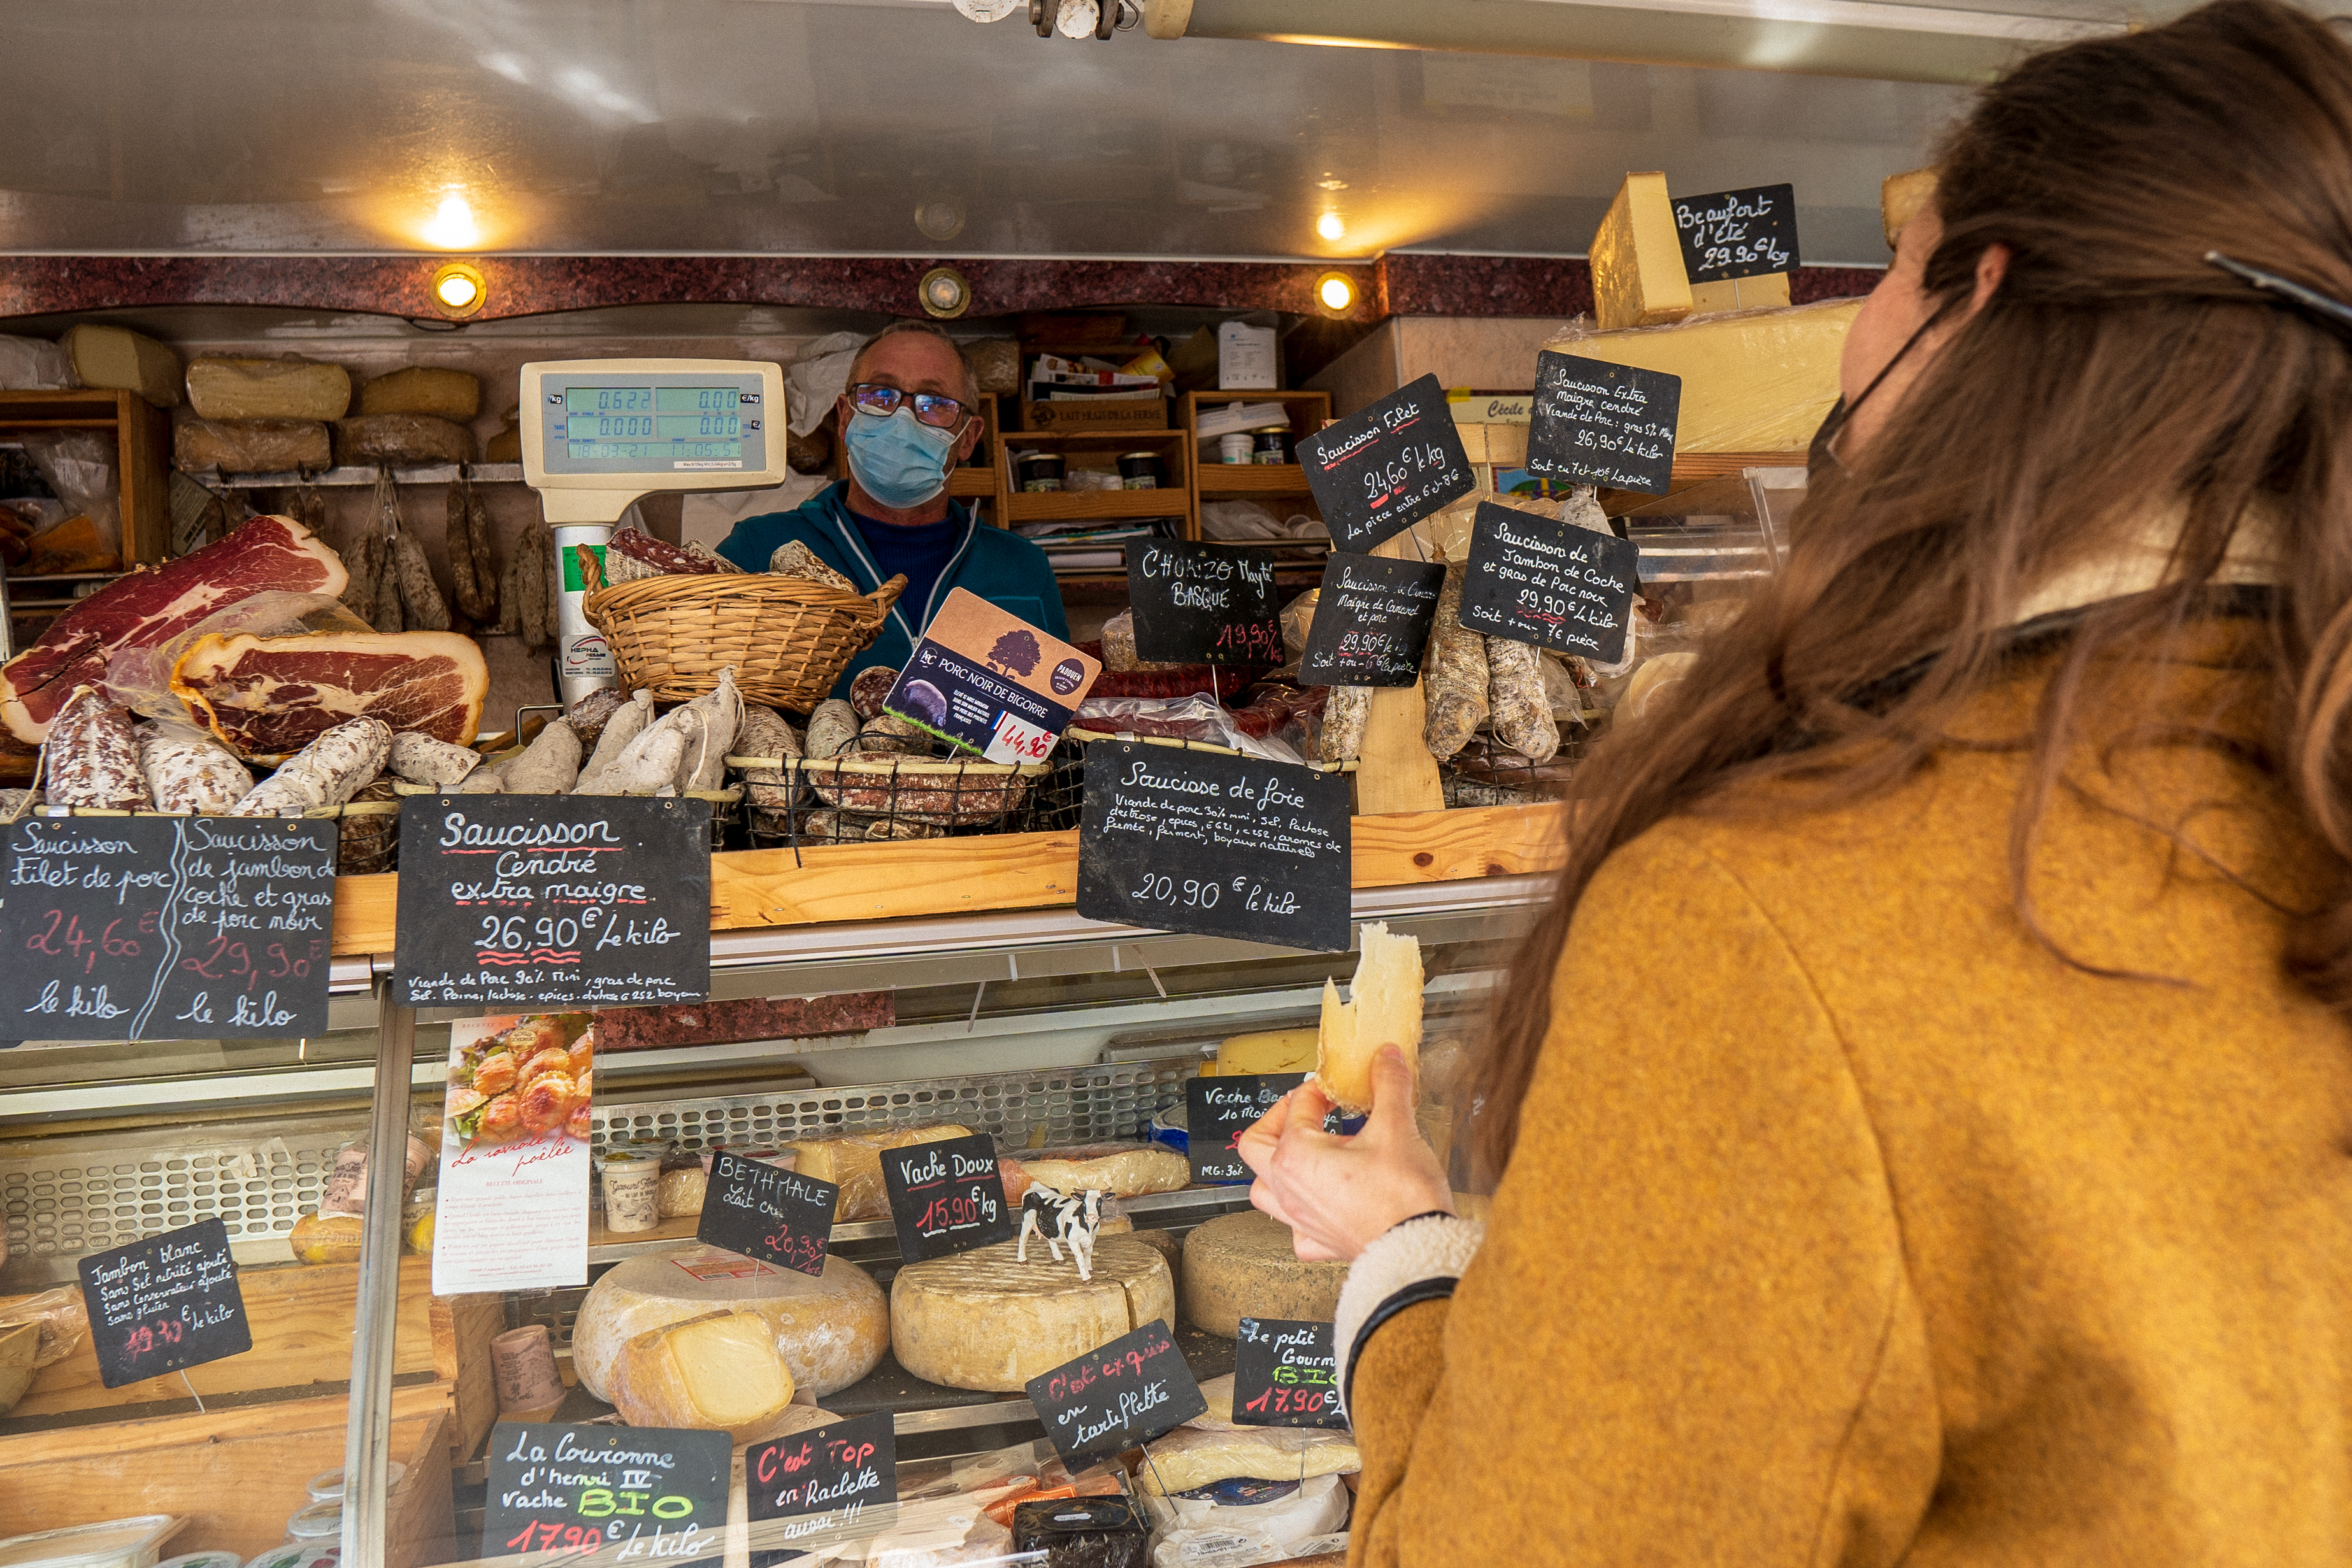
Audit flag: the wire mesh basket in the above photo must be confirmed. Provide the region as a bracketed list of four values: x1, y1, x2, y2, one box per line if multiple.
[731, 720, 1051, 852]
[1437, 726, 1583, 806]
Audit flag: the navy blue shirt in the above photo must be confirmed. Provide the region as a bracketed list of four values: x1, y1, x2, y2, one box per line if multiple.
[848, 507, 959, 635]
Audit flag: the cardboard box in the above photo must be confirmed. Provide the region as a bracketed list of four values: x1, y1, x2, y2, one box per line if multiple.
[1019, 396, 1168, 432]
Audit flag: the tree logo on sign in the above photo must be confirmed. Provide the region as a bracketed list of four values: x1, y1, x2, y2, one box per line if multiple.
[989, 629, 1041, 676]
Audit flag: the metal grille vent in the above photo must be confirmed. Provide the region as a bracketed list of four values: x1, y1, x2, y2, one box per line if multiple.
[590, 1056, 1200, 1157]
[2, 1138, 338, 1262]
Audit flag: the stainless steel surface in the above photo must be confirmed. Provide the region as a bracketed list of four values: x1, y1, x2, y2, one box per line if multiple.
[0, 0, 2015, 262]
[343, 981, 415, 1568]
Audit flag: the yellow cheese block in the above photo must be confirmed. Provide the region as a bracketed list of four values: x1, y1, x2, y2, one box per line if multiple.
[1213, 1027, 1317, 1076]
[1688, 271, 1792, 317]
[1546, 298, 1862, 453]
[609, 1308, 796, 1443]
[187, 356, 352, 422]
[61, 324, 181, 408]
[357, 366, 482, 421]
[1882, 167, 1938, 248]
[1589, 172, 1692, 332]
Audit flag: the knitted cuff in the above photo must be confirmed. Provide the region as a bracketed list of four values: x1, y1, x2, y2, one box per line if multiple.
[1334, 1214, 1486, 1411]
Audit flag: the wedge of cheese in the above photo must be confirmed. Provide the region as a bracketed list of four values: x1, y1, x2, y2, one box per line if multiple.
[1316, 921, 1424, 1115]
[61, 324, 182, 408]
[788, 1123, 973, 1221]
[1882, 167, 1939, 248]
[1545, 297, 1862, 454]
[1590, 173, 1692, 332]
[891, 1234, 1173, 1392]
[186, 355, 352, 422]
[1211, 1027, 1317, 1077]
[571, 1244, 888, 1400]
[609, 1308, 796, 1442]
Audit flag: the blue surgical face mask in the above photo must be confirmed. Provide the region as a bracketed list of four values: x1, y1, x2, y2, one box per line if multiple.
[843, 405, 957, 510]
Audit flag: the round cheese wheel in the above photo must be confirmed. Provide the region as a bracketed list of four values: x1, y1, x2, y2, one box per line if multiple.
[573, 1244, 888, 1401]
[891, 1234, 1174, 1393]
[1181, 1211, 1346, 1338]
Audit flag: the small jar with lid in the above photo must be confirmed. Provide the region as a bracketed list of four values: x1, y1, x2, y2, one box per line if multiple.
[1117, 452, 1165, 490]
[1251, 426, 1289, 464]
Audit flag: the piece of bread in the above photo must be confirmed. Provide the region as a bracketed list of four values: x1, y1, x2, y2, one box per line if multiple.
[1316, 922, 1424, 1114]
[608, 1308, 796, 1441]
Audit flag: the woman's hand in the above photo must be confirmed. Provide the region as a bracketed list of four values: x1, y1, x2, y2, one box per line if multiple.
[1237, 1046, 1453, 1263]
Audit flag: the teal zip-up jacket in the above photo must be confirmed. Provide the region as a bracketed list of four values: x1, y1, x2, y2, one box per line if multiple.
[714, 481, 1069, 706]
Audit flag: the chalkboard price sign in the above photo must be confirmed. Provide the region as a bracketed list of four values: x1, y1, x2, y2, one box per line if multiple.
[698, 1150, 839, 1277]
[1124, 540, 1283, 667]
[1232, 1317, 1346, 1430]
[485, 1421, 730, 1564]
[882, 1133, 1014, 1262]
[1672, 183, 1798, 283]
[1026, 1320, 1207, 1467]
[394, 795, 712, 1009]
[1525, 351, 1682, 496]
[0, 816, 336, 1041]
[747, 1409, 898, 1555]
[1296, 374, 1475, 553]
[1298, 553, 1447, 688]
[1076, 742, 1351, 953]
[78, 1218, 250, 1388]
[1459, 501, 1644, 663]
[1187, 1074, 1306, 1185]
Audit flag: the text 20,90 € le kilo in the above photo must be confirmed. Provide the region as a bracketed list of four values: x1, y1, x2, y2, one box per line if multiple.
[1076, 742, 1351, 953]
[395, 795, 712, 1008]
[0, 816, 336, 1041]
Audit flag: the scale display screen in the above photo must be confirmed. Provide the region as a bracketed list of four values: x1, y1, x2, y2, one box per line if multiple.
[533, 371, 771, 478]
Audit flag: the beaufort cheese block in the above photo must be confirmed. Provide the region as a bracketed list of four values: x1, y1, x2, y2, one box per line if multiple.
[186, 356, 352, 422]
[1317, 920, 1424, 1115]
[572, 1244, 888, 1400]
[357, 366, 482, 420]
[1181, 1211, 1345, 1338]
[610, 1308, 796, 1442]
[1003, 1144, 1188, 1201]
[173, 418, 331, 476]
[891, 1234, 1174, 1392]
[789, 1123, 972, 1221]
[1589, 172, 1691, 332]
[1688, 270, 1792, 318]
[1212, 1027, 1316, 1076]
[1545, 298, 1862, 453]
[1882, 166, 1938, 248]
[61, 324, 182, 408]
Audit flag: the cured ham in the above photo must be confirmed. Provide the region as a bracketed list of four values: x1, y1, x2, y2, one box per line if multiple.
[0, 515, 347, 743]
[170, 630, 487, 759]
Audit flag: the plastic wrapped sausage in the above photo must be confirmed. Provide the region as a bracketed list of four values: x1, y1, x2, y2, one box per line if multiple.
[1421, 557, 1489, 760]
[1486, 636, 1561, 764]
[229, 716, 392, 816]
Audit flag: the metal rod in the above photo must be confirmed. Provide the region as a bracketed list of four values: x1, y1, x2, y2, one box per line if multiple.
[341, 979, 417, 1568]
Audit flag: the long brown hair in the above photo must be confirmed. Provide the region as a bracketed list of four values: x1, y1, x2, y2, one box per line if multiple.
[1473, 0, 2352, 1181]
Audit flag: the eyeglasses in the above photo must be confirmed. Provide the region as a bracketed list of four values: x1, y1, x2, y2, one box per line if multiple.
[846, 382, 971, 430]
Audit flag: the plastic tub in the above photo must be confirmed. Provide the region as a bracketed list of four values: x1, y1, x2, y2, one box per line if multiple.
[0, 1516, 184, 1568]
[304, 1463, 405, 1503]
[155, 1555, 239, 1568]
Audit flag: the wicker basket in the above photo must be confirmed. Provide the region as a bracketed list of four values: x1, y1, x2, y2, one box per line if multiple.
[580, 549, 906, 710]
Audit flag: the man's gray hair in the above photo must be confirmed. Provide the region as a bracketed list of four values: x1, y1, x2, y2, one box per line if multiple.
[848, 319, 980, 407]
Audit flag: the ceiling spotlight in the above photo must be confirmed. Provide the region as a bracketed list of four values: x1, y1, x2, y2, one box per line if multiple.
[1315, 271, 1357, 315]
[915, 199, 966, 241]
[423, 190, 479, 250]
[431, 262, 487, 318]
[1316, 211, 1346, 242]
[920, 266, 972, 319]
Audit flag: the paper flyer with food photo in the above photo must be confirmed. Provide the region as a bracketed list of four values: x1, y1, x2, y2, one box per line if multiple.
[432, 1013, 594, 1294]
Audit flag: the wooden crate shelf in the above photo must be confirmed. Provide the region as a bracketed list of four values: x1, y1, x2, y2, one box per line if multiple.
[1004, 488, 1189, 523]
[0, 389, 171, 566]
[1196, 462, 1315, 497]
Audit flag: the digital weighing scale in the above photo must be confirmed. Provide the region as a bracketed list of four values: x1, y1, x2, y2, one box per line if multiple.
[519, 357, 790, 702]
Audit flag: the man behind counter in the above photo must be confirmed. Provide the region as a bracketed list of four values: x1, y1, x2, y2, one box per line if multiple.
[716, 321, 1067, 702]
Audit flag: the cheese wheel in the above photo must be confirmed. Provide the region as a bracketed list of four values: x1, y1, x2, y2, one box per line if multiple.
[573, 1244, 887, 1401]
[185, 356, 352, 421]
[891, 1234, 1173, 1392]
[357, 366, 482, 420]
[62, 324, 181, 408]
[1181, 1211, 1345, 1338]
[610, 1309, 796, 1443]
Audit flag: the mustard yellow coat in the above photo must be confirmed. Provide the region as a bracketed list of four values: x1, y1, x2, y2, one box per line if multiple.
[1349, 630, 2352, 1564]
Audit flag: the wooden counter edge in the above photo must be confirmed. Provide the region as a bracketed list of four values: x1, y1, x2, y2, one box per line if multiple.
[329, 801, 1567, 955]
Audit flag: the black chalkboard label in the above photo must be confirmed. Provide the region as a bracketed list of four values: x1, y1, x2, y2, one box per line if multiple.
[882, 1132, 1014, 1262]
[1076, 742, 1351, 953]
[486, 1421, 729, 1563]
[1459, 500, 1643, 663]
[1187, 1074, 1305, 1184]
[1124, 540, 1283, 666]
[1026, 1320, 1207, 1467]
[0, 816, 336, 1041]
[394, 795, 712, 1008]
[747, 1410, 897, 1557]
[78, 1218, 250, 1388]
[1232, 1317, 1346, 1430]
[1672, 183, 1798, 283]
[1526, 351, 1681, 495]
[1296, 374, 1475, 553]
[1298, 553, 1446, 688]
[698, 1150, 838, 1277]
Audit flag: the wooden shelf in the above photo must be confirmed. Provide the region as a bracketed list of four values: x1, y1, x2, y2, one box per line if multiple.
[0, 388, 169, 566]
[947, 467, 995, 498]
[1197, 462, 1314, 497]
[1005, 488, 1189, 522]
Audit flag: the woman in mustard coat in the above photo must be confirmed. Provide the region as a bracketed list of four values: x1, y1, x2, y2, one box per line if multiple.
[1245, 3, 2352, 1562]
